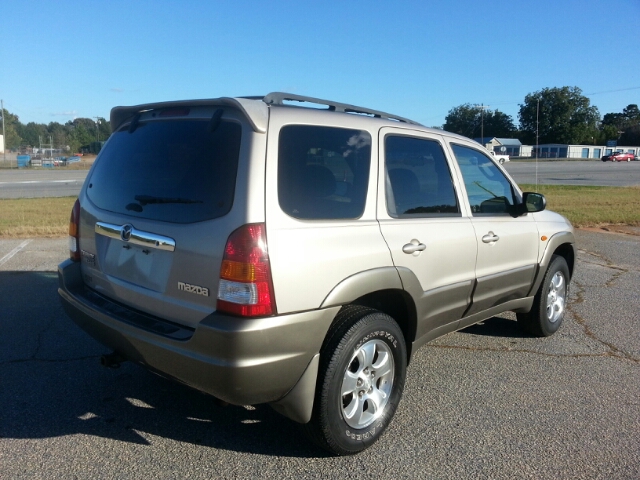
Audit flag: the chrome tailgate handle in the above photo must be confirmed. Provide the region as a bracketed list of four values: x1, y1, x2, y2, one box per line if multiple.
[95, 222, 176, 252]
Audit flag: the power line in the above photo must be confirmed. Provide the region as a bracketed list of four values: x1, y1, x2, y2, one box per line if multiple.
[585, 86, 640, 96]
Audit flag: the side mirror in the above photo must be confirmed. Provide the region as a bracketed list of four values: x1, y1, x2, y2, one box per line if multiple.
[516, 192, 546, 216]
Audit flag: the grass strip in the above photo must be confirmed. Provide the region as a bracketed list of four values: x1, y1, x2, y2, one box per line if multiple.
[520, 184, 640, 228]
[0, 185, 638, 237]
[0, 197, 76, 237]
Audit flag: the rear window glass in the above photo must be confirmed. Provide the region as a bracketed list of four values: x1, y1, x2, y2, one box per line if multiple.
[385, 135, 459, 216]
[86, 119, 241, 223]
[278, 125, 371, 219]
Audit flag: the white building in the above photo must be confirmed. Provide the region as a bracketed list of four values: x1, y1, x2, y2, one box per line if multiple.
[474, 137, 533, 157]
[533, 144, 640, 159]
[475, 137, 640, 159]
[0, 134, 4, 154]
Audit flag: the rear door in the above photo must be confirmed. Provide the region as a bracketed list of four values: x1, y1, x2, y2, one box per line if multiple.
[264, 114, 393, 314]
[377, 128, 477, 340]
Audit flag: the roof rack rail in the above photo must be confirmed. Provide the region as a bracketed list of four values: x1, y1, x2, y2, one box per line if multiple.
[261, 92, 422, 126]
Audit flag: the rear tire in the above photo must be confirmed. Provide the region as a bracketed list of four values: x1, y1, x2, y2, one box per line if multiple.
[517, 255, 570, 337]
[302, 305, 407, 455]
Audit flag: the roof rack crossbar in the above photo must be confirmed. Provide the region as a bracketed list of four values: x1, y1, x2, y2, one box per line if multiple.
[262, 92, 422, 126]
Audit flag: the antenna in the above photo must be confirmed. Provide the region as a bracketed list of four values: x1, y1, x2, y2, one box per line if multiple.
[536, 98, 539, 189]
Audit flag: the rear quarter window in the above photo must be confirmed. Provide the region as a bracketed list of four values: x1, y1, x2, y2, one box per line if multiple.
[86, 119, 241, 223]
[278, 125, 371, 220]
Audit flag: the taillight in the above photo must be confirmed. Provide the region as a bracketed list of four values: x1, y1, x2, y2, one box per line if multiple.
[216, 223, 276, 317]
[68, 199, 81, 261]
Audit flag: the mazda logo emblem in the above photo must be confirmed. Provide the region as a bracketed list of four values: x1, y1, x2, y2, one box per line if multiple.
[121, 224, 133, 242]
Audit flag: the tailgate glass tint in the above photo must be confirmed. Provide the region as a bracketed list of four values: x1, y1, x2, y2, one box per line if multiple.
[87, 119, 241, 223]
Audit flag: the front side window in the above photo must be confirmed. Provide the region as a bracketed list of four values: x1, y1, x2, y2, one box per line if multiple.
[278, 125, 371, 219]
[385, 135, 459, 217]
[451, 144, 516, 215]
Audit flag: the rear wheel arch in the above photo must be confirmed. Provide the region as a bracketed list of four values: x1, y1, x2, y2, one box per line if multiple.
[349, 289, 417, 361]
[320, 268, 417, 361]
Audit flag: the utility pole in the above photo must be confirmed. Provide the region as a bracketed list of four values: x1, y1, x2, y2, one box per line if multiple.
[93, 117, 101, 142]
[1, 99, 6, 161]
[476, 104, 490, 146]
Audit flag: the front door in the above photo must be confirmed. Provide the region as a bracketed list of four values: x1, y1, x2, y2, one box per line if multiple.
[448, 142, 540, 319]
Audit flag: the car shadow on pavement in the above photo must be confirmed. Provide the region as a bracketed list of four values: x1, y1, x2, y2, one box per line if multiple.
[0, 271, 328, 458]
[459, 315, 531, 339]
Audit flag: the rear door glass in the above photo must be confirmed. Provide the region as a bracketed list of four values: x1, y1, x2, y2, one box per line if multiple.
[87, 119, 241, 224]
[385, 135, 459, 216]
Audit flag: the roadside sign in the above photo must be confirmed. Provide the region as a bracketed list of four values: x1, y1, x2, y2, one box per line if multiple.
[606, 140, 617, 147]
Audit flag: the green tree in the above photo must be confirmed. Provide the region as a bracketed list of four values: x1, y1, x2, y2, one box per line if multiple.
[601, 104, 640, 145]
[17, 122, 49, 149]
[444, 104, 516, 139]
[0, 109, 24, 149]
[66, 118, 97, 152]
[483, 110, 517, 138]
[96, 117, 111, 142]
[48, 122, 71, 152]
[518, 86, 600, 144]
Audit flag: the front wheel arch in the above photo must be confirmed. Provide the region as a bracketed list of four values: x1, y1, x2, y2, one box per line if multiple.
[517, 255, 570, 337]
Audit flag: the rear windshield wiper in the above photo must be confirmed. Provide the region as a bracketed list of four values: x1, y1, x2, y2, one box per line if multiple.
[125, 195, 204, 212]
[134, 195, 203, 206]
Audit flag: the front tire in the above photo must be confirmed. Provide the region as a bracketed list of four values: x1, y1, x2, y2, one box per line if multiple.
[517, 255, 570, 337]
[303, 306, 407, 455]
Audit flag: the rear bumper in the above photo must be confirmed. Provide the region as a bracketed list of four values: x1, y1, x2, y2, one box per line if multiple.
[58, 259, 336, 406]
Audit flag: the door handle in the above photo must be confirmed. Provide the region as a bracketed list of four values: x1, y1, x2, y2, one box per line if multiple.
[482, 232, 500, 243]
[402, 240, 427, 254]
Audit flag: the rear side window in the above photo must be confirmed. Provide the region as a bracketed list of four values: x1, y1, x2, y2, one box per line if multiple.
[278, 125, 371, 219]
[87, 119, 241, 223]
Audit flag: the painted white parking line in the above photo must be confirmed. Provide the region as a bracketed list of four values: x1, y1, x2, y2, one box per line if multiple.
[0, 239, 33, 267]
[0, 180, 79, 185]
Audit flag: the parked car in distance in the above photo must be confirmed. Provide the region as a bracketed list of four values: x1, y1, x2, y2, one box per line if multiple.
[490, 151, 510, 164]
[58, 92, 576, 456]
[602, 152, 635, 162]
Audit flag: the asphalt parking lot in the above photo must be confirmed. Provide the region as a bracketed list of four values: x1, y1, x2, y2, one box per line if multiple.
[0, 229, 638, 479]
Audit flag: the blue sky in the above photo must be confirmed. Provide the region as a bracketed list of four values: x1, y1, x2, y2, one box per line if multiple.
[1, 0, 639, 128]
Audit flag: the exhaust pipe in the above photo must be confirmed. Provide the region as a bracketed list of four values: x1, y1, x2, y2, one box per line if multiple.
[101, 352, 125, 369]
